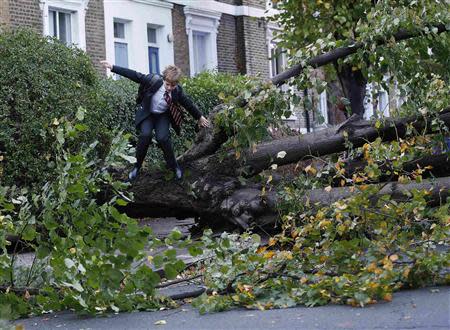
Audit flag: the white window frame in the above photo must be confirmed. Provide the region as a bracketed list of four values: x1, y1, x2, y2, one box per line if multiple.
[184, 6, 221, 76]
[147, 23, 162, 74]
[40, 0, 88, 50]
[113, 18, 131, 76]
[48, 8, 73, 45]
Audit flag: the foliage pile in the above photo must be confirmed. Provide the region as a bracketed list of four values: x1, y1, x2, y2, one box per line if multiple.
[193, 145, 449, 312]
[190, 0, 450, 312]
[0, 112, 196, 319]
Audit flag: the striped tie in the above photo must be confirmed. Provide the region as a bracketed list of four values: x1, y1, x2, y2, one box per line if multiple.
[164, 91, 183, 128]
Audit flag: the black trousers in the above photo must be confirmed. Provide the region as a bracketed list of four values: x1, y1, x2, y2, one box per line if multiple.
[135, 112, 177, 169]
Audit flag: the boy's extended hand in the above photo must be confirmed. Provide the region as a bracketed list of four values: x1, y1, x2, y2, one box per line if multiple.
[100, 60, 112, 70]
[198, 116, 210, 128]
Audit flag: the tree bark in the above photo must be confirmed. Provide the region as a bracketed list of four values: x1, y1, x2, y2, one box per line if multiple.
[241, 109, 450, 176]
[333, 153, 450, 185]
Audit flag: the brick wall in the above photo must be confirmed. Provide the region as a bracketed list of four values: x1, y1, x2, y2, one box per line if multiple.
[235, 16, 246, 74]
[8, 0, 42, 32]
[172, 4, 190, 77]
[217, 13, 239, 74]
[85, 0, 106, 74]
[0, 0, 11, 31]
[242, 16, 269, 78]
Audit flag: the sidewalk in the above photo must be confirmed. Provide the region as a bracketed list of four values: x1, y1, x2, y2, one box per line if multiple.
[14, 286, 449, 330]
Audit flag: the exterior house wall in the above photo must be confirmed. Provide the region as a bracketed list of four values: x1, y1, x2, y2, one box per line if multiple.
[242, 16, 269, 77]
[172, 3, 190, 77]
[217, 13, 238, 74]
[104, 0, 174, 76]
[85, 0, 106, 73]
[0, 0, 11, 30]
[8, 0, 42, 32]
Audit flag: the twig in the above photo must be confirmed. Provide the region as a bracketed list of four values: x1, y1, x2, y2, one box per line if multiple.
[156, 274, 203, 289]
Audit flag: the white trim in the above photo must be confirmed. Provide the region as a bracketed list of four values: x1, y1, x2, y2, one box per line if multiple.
[184, 6, 221, 76]
[318, 90, 328, 125]
[168, 0, 275, 18]
[131, 0, 173, 9]
[40, 0, 88, 50]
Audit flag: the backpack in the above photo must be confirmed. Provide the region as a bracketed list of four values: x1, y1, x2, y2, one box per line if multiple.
[135, 74, 161, 105]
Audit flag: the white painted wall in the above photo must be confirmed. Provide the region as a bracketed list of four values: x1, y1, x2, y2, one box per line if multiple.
[104, 0, 174, 75]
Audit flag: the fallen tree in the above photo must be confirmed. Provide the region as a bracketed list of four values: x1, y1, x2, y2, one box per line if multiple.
[122, 22, 450, 230]
[123, 109, 450, 229]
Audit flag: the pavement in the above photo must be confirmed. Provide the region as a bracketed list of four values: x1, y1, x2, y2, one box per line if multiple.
[12, 286, 450, 330]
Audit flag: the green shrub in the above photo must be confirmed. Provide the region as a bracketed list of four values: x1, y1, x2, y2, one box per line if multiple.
[0, 29, 108, 188]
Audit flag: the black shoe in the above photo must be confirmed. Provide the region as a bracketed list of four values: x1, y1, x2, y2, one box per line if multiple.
[174, 166, 183, 180]
[128, 166, 140, 181]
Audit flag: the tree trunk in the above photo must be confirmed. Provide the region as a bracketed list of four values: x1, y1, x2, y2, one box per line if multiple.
[122, 110, 450, 229]
[333, 153, 450, 185]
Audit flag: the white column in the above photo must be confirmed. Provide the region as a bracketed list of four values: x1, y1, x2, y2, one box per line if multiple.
[319, 90, 328, 124]
[364, 83, 374, 120]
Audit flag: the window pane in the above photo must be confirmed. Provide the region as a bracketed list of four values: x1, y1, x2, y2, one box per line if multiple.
[147, 27, 157, 43]
[193, 31, 208, 75]
[115, 42, 128, 68]
[49, 10, 57, 37]
[58, 12, 71, 44]
[114, 22, 125, 39]
[148, 47, 159, 74]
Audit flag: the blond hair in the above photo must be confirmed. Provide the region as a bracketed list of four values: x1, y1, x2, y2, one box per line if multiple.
[162, 65, 182, 82]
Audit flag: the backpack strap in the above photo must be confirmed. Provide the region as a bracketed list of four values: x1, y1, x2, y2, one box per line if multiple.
[136, 74, 162, 104]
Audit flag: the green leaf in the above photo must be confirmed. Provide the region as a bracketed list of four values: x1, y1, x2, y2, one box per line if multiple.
[76, 107, 85, 121]
[164, 264, 178, 280]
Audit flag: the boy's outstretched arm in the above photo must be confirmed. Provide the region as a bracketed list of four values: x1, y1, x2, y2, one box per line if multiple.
[100, 60, 147, 84]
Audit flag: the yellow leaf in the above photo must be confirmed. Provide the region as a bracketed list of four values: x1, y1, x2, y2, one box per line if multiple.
[389, 254, 399, 262]
[256, 246, 267, 254]
[319, 220, 331, 228]
[154, 320, 167, 325]
[403, 268, 411, 278]
[260, 186, 266, 196]
[383, 260, 393, 271]
[268, 238, 277, 246]
[235, 150, 241, 160]
[147, 256, 154, 264]
[304, 165, 317, 176]
[383, 293, 392, 302]
[280, 251, 293, 260]
[300, 277, 308, 284]
[263, 251, 276, 259]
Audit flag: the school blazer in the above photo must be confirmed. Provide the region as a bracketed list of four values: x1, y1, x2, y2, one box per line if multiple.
[111, 65, 202, 135]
